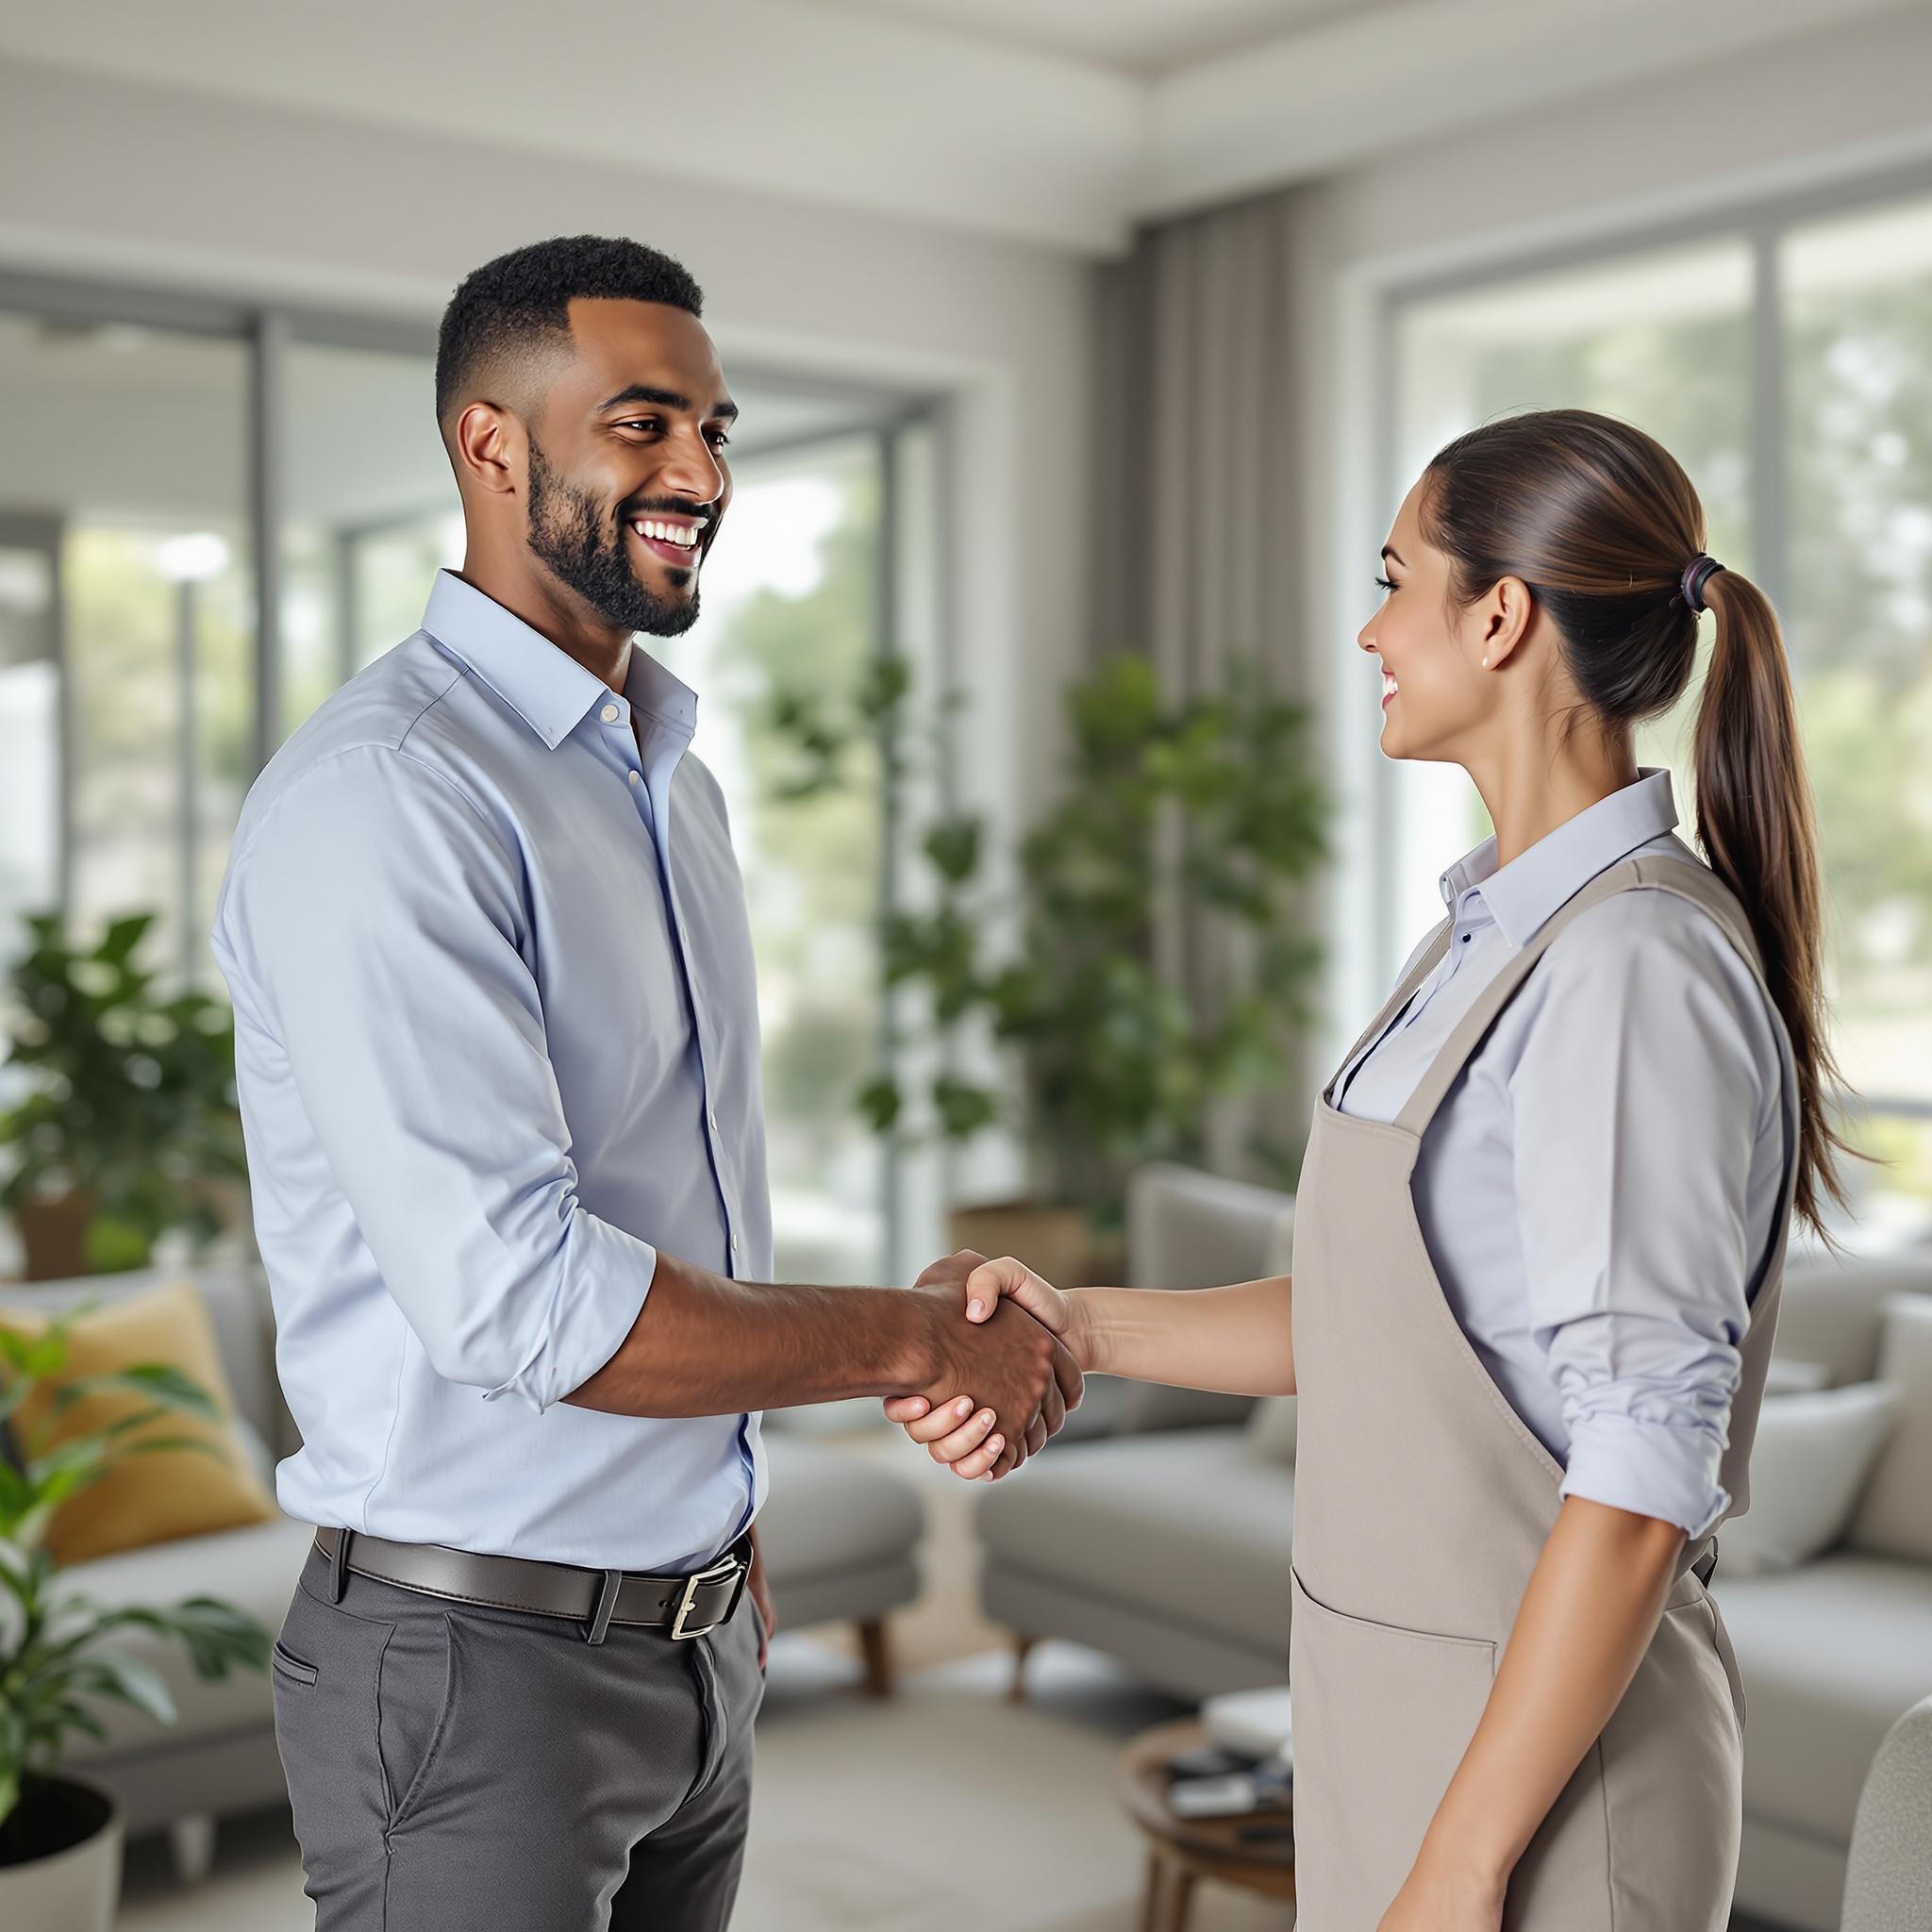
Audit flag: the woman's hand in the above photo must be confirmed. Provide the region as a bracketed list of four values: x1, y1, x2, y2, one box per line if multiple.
[1374, 1851, 1506, 1932]
[882, 1254, 1090, 1479]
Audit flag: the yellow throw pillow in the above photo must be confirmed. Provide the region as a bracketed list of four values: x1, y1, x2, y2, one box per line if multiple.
[1, 1278, 277, 1566]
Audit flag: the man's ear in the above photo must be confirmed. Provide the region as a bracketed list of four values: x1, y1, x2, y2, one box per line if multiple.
[451, 401, 522, 500]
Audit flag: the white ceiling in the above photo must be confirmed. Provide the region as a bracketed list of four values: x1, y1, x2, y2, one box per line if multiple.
[827, 0, 1368, 77]
[0, 0, 1905, 256]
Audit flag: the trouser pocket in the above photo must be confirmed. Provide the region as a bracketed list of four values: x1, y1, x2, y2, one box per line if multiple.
[273, 1574, 459, 1897]
[272, 1640, 320, 1688]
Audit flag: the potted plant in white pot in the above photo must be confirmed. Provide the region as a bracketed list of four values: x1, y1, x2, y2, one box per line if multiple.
[0, 1307, 268, 1928]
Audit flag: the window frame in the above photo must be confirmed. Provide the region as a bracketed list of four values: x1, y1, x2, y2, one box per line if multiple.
[1358, 155, 1932, 1126]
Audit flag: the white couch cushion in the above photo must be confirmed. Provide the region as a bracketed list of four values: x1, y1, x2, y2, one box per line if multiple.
[1849, 1295, 1932, 1564]
[1774, 1250, 1932, 1390]
[1721, 1384, 1902, 1574]
[1762, 1357, 1832, 1397]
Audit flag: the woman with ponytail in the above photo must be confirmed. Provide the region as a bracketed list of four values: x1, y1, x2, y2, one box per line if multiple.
[887, 408, 1857, 1929]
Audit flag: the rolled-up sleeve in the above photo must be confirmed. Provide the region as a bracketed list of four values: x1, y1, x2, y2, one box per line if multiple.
[215, 744, 654, 1414]
[1508, 898, 1774, 1540]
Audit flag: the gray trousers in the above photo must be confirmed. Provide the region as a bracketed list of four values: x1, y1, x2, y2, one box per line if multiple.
[270, 1537, 766, 1930]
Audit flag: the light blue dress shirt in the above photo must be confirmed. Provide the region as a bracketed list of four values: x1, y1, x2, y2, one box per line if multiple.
[211, 570, 774, 1573]
[1333, 769, 1796, 1540]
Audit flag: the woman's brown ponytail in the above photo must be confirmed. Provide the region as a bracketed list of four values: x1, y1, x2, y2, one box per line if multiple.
[1421, 408, 1858, 1239]
[1690, 565, 1857, 1235]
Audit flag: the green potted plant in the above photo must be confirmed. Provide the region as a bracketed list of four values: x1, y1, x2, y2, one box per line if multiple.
[0, 1307, 268, 1927]
[0, 913, 247, 1281]
[772, 652, 1331, 1276]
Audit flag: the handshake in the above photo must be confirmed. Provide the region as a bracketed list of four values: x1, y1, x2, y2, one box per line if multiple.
[882, 1249, 1088, 1482]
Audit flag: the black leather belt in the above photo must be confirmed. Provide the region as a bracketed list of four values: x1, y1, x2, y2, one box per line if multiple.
[310, 1525, 750, 1646]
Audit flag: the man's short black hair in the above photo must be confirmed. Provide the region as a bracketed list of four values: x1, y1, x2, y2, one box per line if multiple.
[434, 234, 705, 426]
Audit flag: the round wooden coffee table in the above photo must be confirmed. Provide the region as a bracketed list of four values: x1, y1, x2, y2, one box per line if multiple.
[1120, 1717, 1295, 1931]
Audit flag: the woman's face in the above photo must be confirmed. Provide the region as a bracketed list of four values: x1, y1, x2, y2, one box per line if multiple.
[1357, 475, 1502, 765]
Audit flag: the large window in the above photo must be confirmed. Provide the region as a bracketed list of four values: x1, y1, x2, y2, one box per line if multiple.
[0, 275, 933, 1283]
[1387, 176, 1932, 1234]
[658, 431, 924, 1286]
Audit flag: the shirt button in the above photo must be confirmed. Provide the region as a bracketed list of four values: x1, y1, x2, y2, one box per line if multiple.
[601, 703, 621, 724]
[628, 770, 641, 787]
[730, 1237, 740, 1256]
[708, 1108, 719, 1130]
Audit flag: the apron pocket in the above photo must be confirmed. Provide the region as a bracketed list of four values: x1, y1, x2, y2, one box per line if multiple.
[1290, 1564, 1498, 1925]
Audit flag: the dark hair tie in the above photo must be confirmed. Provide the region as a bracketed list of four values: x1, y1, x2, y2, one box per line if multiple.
[1680, 554, 1724, 612]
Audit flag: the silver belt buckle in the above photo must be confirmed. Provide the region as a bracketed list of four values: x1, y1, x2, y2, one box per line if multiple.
[670, 1553, 746, 1641]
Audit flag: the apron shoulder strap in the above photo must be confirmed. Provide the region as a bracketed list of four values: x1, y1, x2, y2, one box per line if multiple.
[1391, 853, 1766, 1141]
[1323, 915, 1455, 1105]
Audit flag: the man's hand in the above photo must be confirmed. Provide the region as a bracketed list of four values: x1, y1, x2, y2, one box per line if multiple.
[746, 1524, 774, 1672]
[892, 1250, 1083, 1477]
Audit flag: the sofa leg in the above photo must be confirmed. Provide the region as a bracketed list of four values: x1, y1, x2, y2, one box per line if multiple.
[858, 1618, 894, 1697]
[169, 1811, 217, 1884]
[1008, 1634, 1036, 1703]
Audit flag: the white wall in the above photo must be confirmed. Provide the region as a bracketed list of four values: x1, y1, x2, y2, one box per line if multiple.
[0, 56, 1091, 827]
[1288, 2, 1932, 1080]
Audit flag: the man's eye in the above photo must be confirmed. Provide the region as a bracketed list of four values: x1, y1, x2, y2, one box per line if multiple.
[617, 419, 660, 434]
[707, 431, 732, 452]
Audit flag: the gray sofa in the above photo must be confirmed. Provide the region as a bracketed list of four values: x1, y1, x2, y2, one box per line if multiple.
[9, 1261, 926, 1877]
[977, 1165, 1294, 1700]
[975, 1162, 1932, 1932]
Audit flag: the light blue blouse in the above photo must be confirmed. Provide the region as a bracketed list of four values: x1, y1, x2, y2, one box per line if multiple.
[1332, 769, 1795, 1540]
[212, 571, 774, 1574]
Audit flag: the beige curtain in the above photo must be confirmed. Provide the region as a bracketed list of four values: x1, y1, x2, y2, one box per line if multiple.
[1091, 190, 1304, 701]
[1089, 189, 1317, 1179]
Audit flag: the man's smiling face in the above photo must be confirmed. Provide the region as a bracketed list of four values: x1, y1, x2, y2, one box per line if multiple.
[522, 297, 737, 638]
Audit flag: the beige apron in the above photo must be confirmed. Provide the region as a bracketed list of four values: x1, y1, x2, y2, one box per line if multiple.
[1289, 854, 1796, 1930]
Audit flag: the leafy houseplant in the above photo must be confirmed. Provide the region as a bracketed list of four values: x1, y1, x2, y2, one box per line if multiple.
[773, 652, 1331, 1246]
[0, 1307, 268, 1908]
[0, 914, 247, 1280]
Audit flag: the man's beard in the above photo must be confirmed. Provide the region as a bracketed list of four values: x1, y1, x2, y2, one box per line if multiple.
[525, 438, 701, 637]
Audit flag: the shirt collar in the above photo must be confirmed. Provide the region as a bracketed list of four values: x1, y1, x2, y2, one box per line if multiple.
[1437, 767, 1679, 948]
[621, 641, 699, 741]
[421, 570, 696, 750]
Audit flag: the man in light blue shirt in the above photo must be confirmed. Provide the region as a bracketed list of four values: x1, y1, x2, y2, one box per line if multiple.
[213, 235, 1074, 1930]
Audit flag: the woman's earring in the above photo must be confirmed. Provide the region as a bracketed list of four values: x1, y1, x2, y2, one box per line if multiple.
[1480, 655, 1490, 667]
